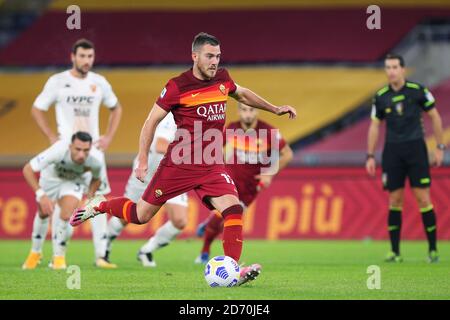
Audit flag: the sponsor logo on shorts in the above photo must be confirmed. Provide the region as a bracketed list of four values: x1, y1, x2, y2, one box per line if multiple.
[155, 189, 163, 198]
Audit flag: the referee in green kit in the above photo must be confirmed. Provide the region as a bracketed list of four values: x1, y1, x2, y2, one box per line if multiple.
[366, 54, 445, 263]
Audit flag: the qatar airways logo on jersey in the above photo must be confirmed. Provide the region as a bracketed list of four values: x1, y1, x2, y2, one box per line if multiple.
[66, 96, 95, 105]
[196, 103, 226, 121]
[170, 122, 281, 174]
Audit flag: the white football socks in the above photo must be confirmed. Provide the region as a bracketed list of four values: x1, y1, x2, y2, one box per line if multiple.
[53, 218, 69, 257]
[31, 212, 49, 253]
[91, 214, 108, 259]
[140, 220, 181, 254]
[106, 216, 126, 252]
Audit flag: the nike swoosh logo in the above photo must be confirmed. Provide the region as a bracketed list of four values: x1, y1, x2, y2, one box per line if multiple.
[191, 93, 200, 97]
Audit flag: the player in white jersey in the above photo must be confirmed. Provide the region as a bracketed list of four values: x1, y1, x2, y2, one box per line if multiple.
[30, 39, 122, 268]
[105, 112, 189, 267]
[22, 132, 103, 270]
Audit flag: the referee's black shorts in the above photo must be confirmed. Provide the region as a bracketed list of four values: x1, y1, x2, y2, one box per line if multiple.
[381, 139, 431, 192]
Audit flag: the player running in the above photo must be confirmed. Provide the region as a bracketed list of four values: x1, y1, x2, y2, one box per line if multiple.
[195, 102, 293, 264]
[70, 32, 296, 285]
[28, 39, 122, 268]
[22, 132, 103, 270]
[105, 112, 189, 267]
[366, 54, 445, 263]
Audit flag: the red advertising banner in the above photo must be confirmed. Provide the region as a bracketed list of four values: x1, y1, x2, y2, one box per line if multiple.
[0, 167, 449, 240]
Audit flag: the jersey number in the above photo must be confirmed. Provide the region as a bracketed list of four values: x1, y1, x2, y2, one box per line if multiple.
[220, 173, 235, 185]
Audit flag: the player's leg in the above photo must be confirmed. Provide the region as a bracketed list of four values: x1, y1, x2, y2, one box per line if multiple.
[407, 139, 438, 262]
[138, 195, 188, 267]
[87, 148, 116, 267]
[71, 194, 161, 226]
[382, 143, 406, 262]
[386, 189, 404, 262]
[208, 194, 243, 261]
[105, 165, 146, 260]
[70, 165, 192, 226]
[91, 214, 118, 268]
[51, 195, 80, 270]
[196, 213, 213, 238]
[412, 187, 438, 263]
[105, 217, 128, 260]
[70, 191, 161, 225]
[196, 169, 261, 285]
[22, 178, 58, 269]
[22, 209, 49, 269]
[51, 205, 75, 257]
[195, 211, 223, 264]
[208, 194, 261, 286]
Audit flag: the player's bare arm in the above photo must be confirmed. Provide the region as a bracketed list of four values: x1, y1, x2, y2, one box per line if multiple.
[22, 162, 54, 215]
[96, 102, 123, 151]
[256, 144, 293, 189]
[155, 137, 170, 154]
[31, 107, 58, 144]
[427, 108, 445, 167]
[86, 177, 102, 199]
[366, 119, 380, 176]
[135, 103, 168, 182]
[230, 84, 297, 119]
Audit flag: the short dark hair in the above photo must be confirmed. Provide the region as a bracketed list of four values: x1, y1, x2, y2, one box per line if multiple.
[71, 131, 92, 144]
[72, 38, 95, 54]
[385, 53, 405, 67]
[192, 32, 220, 52]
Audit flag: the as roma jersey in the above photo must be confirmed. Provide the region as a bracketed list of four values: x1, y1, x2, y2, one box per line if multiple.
[225, 120, 286, 206]
[156, 68, 236, 170]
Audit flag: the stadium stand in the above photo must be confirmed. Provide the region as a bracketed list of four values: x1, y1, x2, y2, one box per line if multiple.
[0, 1, 44, 49]
[2, 4, 450, 65]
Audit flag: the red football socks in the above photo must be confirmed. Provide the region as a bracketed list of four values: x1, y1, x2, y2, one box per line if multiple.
[221, 204, 244, 262]
[201, 213, 224, 255]
[97, 197, 143, 224]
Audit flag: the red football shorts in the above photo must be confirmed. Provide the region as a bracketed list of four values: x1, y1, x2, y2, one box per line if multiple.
[142, 164, 239, 210]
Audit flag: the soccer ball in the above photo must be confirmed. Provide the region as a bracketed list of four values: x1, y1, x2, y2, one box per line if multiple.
[204, 255, 240, 287]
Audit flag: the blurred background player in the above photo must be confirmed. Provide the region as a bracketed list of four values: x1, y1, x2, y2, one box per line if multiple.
[22, 132, 102, 270]
[105, 112, 189, 267]
[195, 102, 293, 263]
[71, 32, 296, 285]
[366, 54, 445, 263]
[30, 38, 122, 268]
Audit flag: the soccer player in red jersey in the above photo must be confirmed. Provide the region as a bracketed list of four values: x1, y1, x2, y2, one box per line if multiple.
[195, 102, 293, 264]
[70, 32, 296, 285]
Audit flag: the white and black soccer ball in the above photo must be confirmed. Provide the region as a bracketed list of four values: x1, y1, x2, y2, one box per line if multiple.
[204, 255, 240, 287]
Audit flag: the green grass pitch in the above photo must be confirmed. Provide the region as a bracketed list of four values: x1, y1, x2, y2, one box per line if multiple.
[0, 239, 449, 300]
